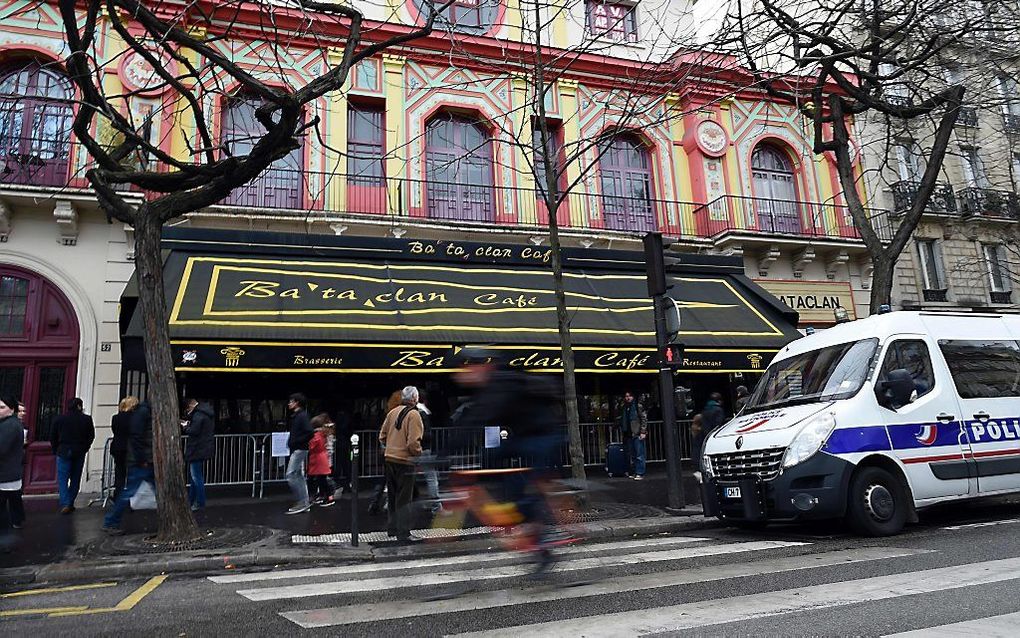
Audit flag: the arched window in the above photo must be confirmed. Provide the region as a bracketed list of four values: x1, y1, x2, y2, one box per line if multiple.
[599, 133, 656, 232]
[0, 61, 74, 186]
[751, 143, 802, 233]
[425, 114, 494, 222]
[221, 96, 303, 209]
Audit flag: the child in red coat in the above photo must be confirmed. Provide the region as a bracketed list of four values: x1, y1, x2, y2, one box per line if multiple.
[307, 415, 335, 507]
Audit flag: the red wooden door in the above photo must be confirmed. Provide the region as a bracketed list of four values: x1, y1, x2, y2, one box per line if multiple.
[0, 267, 79, 493]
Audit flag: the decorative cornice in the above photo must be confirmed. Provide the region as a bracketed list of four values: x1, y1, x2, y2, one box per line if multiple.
[0, 200, 10, 242]
[53, 200, 79, 246]
[792, 246, 816, 278]
[757, 245, 781, 276]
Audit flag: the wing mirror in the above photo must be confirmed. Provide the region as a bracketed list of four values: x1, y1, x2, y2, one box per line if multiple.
[876, 369, 915, 410]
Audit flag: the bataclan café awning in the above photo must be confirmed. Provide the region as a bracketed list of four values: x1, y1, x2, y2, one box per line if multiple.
[123, 229, 801, 375]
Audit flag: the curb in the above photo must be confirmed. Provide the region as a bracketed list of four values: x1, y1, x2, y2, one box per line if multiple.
[1, 513, 721, 587]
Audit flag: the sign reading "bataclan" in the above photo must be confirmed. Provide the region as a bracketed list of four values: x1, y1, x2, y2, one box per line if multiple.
[755, 280, 857, 325]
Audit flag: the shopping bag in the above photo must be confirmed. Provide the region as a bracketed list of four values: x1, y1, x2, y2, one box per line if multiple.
[130, 480, 157, 510]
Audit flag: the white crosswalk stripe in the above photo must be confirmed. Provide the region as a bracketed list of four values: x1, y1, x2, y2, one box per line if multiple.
[235, 539, 807, 601]
[885, 611, 1020, 637]
[449, 556, 1020, 638]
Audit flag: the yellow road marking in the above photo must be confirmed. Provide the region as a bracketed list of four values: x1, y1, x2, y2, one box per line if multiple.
[1, 575, 168, 620]
[0, 606, 89, 617]
[1, 582, 117, 598]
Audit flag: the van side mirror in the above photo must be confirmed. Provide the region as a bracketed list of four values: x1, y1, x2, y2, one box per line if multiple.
[876, 369, 915, 410]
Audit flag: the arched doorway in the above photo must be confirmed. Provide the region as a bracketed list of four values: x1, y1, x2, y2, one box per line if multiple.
[751, 144, 802, 233]
[0, 265, 79, 493]
[599, 133, 656, 232]
[425, 113, 495, 222]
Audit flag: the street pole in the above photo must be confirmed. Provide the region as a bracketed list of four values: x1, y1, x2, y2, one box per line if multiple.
[350, 434, 360, 547]
[653, 295, 685, 510]
[643, 232, 685, 511]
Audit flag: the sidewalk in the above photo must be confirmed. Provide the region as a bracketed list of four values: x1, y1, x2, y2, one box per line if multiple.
[0, 465, 712, 585]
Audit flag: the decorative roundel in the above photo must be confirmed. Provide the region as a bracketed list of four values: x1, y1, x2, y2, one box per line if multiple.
[696, 119, 729, 157]
[119, 50, 173, 95]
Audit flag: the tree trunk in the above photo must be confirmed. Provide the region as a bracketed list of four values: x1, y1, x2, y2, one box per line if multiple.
[546, 201, 588, 491]
[868, 253, 896, 314]
[134, 213, 200, 542]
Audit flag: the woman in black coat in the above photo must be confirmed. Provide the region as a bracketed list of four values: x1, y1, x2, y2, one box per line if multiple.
[110, 396, 139, 499]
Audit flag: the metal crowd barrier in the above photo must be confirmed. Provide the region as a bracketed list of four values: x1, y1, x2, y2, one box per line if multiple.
[95, 419, 697, 499]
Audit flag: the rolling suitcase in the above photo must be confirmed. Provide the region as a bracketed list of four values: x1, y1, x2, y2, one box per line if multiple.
[606, 442, 628, 477]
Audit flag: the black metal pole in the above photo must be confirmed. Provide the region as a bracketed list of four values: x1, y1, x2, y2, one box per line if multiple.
[350, 434, 360, 547]
[653, 300, 686, 511]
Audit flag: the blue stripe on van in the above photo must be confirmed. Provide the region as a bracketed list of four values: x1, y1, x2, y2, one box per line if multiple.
[823, 426, 891, 454]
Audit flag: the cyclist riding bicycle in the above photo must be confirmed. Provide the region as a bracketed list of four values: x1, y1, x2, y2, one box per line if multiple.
[453, 348, 567, 571]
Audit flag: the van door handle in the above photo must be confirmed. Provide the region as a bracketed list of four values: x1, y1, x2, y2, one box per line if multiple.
[974, 411, 991, 422]
[936, 413, 955, 424]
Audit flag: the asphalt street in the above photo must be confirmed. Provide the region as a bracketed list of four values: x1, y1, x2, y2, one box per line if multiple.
[4, 499, 1020, 637]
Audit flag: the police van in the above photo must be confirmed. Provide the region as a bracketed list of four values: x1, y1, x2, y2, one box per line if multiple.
[700, 310, 1020, 536]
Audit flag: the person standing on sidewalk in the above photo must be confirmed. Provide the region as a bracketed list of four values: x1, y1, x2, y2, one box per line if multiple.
[379, 386, 424, 543]
[619, 391, 648, 480]
[306, 414, 335, 507]
[50, 398, 95, 514]
[285, 393, 314, 515]
[110, 396, 138, 500]
[102, 402, 154, 535]
[701, 392, 726, 439]
[182, 398, 215, 512]
[0, 395, 26, 539]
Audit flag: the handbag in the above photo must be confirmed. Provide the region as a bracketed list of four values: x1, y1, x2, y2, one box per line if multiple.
[130, 480, 157, 510]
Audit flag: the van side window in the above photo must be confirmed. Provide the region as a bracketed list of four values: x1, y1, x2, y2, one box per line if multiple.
[879, 340, 935, 400]
[938, 340, 1020, 399]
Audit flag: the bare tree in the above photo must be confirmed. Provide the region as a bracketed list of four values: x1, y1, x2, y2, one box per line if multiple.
[721, 0, 1017, 311]
[57, 0, 446, 542]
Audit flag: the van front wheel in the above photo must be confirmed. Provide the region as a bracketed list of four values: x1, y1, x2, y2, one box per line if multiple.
[846, 466, 907, 536]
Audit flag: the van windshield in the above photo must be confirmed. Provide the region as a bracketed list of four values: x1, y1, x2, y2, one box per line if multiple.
[744, 338, 879, 413]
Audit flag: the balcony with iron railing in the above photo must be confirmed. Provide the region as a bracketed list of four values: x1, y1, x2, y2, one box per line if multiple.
[694, 195, 893, 243]
[0, 135, 73, 188]
[957, 187, 1020, 219]
[957, 106, 979, 128]
[890, 181, 958, 215]
[1003, 113, 1020, 135]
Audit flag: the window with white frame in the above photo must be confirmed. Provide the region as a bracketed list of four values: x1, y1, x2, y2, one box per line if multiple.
[586, 0, 638, 43]
[880, 62, 909, 101]
[917, 239, 946, 290]
[894, 141, 922, 182]
[1012, 153, 1020, 192]
[998, 75, 1020, 117]
[983, 243, 1012, 293]
[961, 148, 990, 188]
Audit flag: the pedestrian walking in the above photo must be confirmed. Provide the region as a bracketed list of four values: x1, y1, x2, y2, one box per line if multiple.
[619, 391, 648, 480]
[285, 393, 314, 515]
[102, 402, 154, 535]
[734, 385, 750, 414]
[0, 395, 26, 542]
[379, 386, 424, 543]
[701, 392, 726, 438]
[307, 414, 335, 507]
[110, 396, 138, 500]
[50, 397, 95, 514]
[182, 398, 215, 511]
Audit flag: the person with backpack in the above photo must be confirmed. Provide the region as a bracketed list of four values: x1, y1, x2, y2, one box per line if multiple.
[378, 386, 424, 543]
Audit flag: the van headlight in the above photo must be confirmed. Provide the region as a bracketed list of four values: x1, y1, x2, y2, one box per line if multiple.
[782, 412, 836, 469]
[701, 454, 714, 479]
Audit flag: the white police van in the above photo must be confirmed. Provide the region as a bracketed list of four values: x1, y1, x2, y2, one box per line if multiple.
[700, 310, 1020, 536]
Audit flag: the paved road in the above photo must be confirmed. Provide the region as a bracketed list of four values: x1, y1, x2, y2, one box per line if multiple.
[4, 500, 1020, 636]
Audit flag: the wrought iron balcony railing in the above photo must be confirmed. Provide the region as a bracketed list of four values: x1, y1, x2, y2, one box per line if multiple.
[957, 106, 979, 127]
[991, 291, 1013, 304]
[958, 187, 1020, 219]
[693, 195, 893, 242]
[890, 180, 958, 215]
[0, 135, 72, 187]
[1003, 113, 1020, 135]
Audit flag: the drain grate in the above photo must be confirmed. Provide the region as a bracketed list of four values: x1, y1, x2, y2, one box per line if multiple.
[78, 526, 273, 557]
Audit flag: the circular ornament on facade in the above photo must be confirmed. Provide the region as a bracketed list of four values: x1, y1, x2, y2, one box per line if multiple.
[119, 49, 173, 95]
[696, 119, 729, 157]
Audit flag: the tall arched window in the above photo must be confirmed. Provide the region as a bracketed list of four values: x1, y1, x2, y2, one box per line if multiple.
[751, 144, 801, 233]
[221, 96, 303, 209]
[425, 114, 494, 222]
[0, 61, 74, 186]
[599, 133, 656, 232]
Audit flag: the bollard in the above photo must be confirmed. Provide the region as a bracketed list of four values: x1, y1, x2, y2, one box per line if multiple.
[350, 434, 360, 547]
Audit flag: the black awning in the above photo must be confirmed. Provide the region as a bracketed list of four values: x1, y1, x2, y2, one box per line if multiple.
[127, 229, 800, 373]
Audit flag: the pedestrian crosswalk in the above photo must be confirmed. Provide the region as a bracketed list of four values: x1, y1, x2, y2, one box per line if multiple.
[205, 533, 1020, 635]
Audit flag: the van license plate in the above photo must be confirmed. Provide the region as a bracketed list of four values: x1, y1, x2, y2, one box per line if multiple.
[724, 487, 741, 499]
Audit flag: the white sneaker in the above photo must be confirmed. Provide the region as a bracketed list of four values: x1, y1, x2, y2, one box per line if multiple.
[286, 503, 311, 515]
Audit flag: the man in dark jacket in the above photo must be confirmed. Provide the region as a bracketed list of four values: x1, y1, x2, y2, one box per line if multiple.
[183, 398, 215, 511]
[50, 398, 95, 514]
[285, 393, 314, 515]
[102, 402, 155, 534]
[0, 395, 26, 538]
[619, 391, 649, 480]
